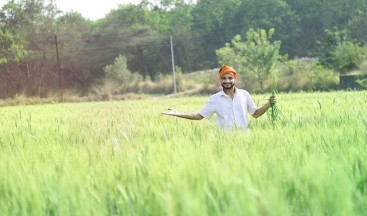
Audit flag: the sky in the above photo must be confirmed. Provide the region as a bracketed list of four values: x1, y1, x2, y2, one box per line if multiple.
[56, 0, 141, 20]
[0, 0, 141, 20]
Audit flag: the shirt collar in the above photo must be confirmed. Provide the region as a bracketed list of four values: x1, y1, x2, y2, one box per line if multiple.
[220, 87, 237, 97]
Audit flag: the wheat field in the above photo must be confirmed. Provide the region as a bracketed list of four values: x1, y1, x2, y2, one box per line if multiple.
[0, 91, 366, 215]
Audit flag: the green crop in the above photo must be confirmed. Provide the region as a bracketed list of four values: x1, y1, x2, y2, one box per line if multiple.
[267, 69, 285, 128]
[0, 91, 366, 216]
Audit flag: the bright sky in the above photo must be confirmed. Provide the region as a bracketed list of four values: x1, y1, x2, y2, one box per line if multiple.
[0, 0, 141, 20]
[56, 0, 141, 20]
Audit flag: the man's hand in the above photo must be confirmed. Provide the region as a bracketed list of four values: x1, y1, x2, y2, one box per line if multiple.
[269, 95, 277, 106]
[253, 95, 277, 118]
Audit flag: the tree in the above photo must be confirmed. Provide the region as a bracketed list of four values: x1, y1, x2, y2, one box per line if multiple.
[216, 28, 282, 90]
[0, 29, 27, 64]
[90, 3, 166, 80]
[316, 28, 365, 74]
[191, 0, 242, 69]
[0, 28, 28, 98]
[164, 3, 196, 72]
[234, 0, 298, 51]
[348, 10, 367, 44]
[285, 0, 367, 57]
[0, 0, 61, 96]
[55, 12, 93, 90]
[332, 41, 365, 74]
[103, 55, 142, 94]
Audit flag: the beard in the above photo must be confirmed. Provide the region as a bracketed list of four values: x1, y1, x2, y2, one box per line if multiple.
[221, 82, 235, 90]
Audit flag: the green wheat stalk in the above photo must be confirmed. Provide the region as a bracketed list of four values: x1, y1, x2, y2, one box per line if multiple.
[267, 69, 285, 128]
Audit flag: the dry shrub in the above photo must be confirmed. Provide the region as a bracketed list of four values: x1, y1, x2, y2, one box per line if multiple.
[177, 78, 196, 92]
[142, 74, 173, 94]
[113, 93, 148, 100]
[0, 93, 58, 107]
[91, 81, 116, 100]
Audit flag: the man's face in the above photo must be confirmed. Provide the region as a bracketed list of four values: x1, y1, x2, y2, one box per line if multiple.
[220, 73, 235, 90]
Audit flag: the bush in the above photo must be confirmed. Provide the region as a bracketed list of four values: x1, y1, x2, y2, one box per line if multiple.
[103, 55, 143, 94]
[332, 41, 365, 74]
[309, 64, 339, 91]
[277, 58, 338, 92]
[356, 78, 367, 89]
[316, 28, 366, 74]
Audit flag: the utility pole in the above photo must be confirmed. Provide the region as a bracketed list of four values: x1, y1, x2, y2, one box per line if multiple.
[170, 35, 177, 94]
[54, 34, 63, 100]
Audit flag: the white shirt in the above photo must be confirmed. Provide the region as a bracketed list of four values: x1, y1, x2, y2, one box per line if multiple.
[199, 88, 258, 131]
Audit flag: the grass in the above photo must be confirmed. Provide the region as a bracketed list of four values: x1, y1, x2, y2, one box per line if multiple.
[0, 91, 366, 215]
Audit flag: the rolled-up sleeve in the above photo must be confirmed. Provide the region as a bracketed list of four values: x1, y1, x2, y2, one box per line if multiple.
[199, 96, 216, 120]
[246, 93, 258, 115]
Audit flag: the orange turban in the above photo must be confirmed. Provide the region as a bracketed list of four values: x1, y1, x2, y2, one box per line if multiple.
[219, 65, 237, 79]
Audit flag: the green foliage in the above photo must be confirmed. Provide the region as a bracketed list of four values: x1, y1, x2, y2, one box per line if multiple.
[93, 3, 169, 79]
[316, 28, 350, 67]
[309, 64, 339, 91]
[216, 28, 283, 90]
[54, 12, 93, 89]
[277, 58, 339, 92]
[332, 41, 365, 73]
[280, 58, 313, 91]
[235, 0, 298, 45]
[215, 35, 243, 68]
[104, 55, 130, 82]
[347, 9, 367, 43]
[286, 0, 367, 57]
[1, 0, 367, 98]
[317, 28, 366, 74]
[0, 29, 27, 64]
[103, 55, 143, 94]
[356, 78, 367, 89]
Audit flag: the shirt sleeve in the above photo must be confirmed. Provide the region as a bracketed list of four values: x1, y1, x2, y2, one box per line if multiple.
[246, 92, 258, 115]
[198, 96, 216, 120]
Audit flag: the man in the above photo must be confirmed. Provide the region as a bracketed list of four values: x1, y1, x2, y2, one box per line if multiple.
[161, 65, 276, 131]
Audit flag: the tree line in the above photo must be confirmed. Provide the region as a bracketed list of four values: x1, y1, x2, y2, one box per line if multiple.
[0, 0, 366, 98]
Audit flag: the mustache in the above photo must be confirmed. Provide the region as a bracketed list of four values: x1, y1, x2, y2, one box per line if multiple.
[221, 83, 234, 89]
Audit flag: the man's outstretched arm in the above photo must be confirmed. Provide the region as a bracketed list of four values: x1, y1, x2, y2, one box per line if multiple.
[161, 109, 204, 120]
